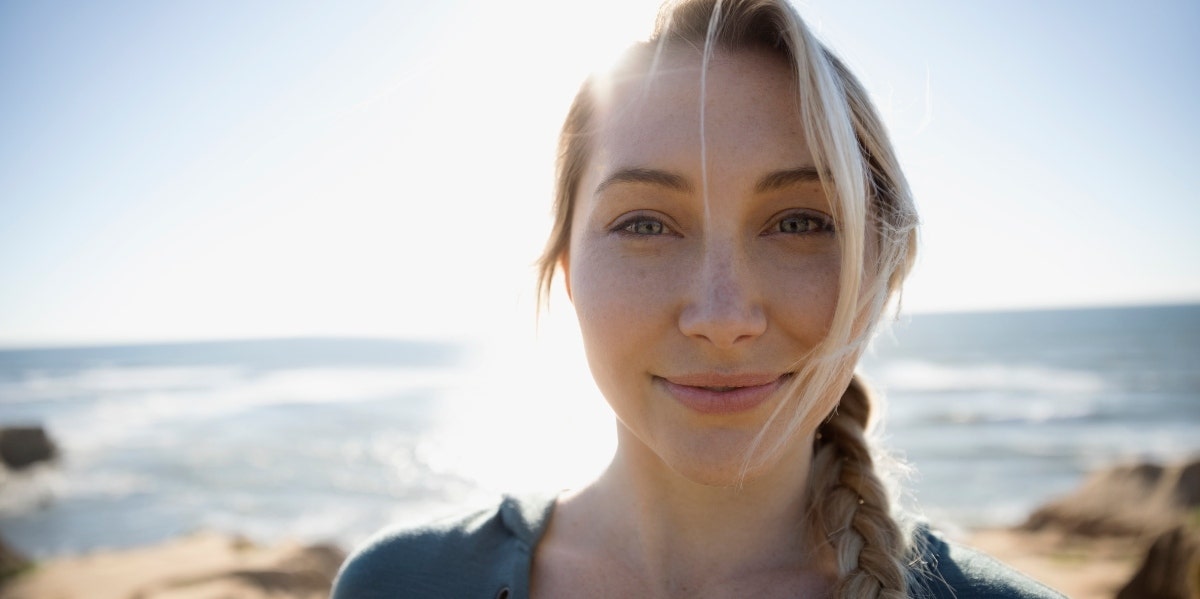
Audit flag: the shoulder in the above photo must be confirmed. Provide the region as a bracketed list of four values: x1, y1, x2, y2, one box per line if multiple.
[331, 494, 557, 599]
[913, 527, 1067, 599]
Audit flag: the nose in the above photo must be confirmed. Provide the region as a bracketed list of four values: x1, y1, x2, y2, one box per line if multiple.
[678, 247, 767, 349]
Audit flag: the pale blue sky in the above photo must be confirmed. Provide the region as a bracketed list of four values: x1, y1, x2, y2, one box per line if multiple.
[1, 0, 1197, 347]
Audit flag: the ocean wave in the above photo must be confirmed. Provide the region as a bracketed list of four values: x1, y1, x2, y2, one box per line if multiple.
[16, 366, 465, 452]
[0, 366, 245, 403]
[928, 405, 1104, 425]
[868, 360, 1108, 395]
[0, 465, 64, 516]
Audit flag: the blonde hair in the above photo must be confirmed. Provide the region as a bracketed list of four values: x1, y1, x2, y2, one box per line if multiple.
[537, 0, 920, 596]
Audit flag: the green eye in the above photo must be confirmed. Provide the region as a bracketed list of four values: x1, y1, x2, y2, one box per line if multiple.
[623, 219, 666, 235]
[775, 213, 833, 234]
[779, 216, 815, 233]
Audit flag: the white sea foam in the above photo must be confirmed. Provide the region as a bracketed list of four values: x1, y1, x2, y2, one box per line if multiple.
[870, 360, 1107, 395]
[37, 366, 463, 453]
[0, 465, 64, 516]
[0, 366, 243, 402]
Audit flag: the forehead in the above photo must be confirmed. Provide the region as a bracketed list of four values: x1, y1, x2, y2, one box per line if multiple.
[588, 47, 812, 171]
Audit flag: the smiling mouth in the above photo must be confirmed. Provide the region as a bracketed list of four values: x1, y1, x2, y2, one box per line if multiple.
[662, 372, 792, 388]
[657, 373, 793, 414]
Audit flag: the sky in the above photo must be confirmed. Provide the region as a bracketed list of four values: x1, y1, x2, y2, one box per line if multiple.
[1, 0, 1197, 347]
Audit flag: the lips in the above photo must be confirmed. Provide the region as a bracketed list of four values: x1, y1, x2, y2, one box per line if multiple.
[656, 372, 792, 414]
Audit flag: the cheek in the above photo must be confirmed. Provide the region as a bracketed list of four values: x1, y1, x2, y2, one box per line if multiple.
[762, 250, 841, 340]
[568, 238, 687, 388]
[569, 241, 675, 332]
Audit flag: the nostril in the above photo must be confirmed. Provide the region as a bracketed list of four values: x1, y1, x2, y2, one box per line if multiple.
[678, 305, 767, 348]
[677, 254, 767, 347]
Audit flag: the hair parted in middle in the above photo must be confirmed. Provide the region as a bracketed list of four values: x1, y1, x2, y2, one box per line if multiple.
[537, 1, 921, 597]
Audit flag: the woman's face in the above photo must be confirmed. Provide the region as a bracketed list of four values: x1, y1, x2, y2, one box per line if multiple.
[565, 47, 841, 485]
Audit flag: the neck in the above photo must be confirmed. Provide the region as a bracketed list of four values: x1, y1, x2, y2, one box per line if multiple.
[567, 424, 832, 592]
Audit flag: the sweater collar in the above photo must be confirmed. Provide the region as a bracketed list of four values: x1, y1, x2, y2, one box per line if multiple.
[498, 492, 559, 550]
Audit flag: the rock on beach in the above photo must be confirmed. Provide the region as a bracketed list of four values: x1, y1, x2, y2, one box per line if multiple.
[1021, 457, 1200, 538]
[0, 426, 57, 471]
[970, 456, 1200, 599]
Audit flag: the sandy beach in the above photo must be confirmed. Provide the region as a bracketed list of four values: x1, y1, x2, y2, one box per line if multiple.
[0, 526, 1149, 598]
[0, 532, 344, 599]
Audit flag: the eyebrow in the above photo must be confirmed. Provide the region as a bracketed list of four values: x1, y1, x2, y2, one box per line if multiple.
[594, 166, 822, 195]
[754, 167, 822, 193]
[595, 168, 692, 194]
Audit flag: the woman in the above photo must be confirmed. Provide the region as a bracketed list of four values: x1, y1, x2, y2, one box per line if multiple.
[334, 1, 1064, 597]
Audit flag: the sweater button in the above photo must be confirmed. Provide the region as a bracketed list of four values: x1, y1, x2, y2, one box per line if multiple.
[495, 587, 510, 599]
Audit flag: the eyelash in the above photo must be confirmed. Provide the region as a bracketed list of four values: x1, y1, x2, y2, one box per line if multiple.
[610, 211, 835, 237]
[612, 214, 675, 237]
[768, 211, 835, 236]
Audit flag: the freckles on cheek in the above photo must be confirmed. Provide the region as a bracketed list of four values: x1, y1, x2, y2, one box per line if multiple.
[772, 256, 841, 335]
[569, 250, 651, 383]
[574, 263, 652, 319]
[572, 256, 681, 353]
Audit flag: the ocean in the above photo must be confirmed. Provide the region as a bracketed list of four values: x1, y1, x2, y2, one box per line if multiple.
[1, 304, 1198, 558]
